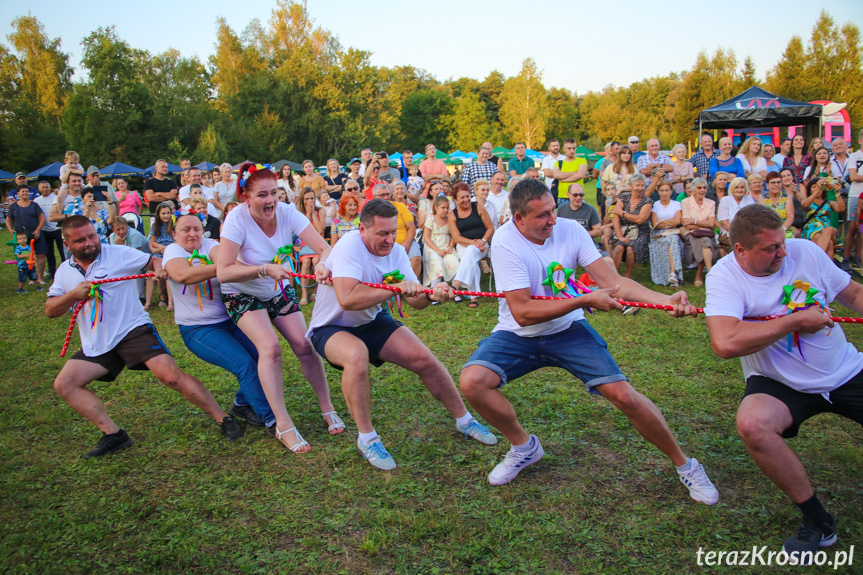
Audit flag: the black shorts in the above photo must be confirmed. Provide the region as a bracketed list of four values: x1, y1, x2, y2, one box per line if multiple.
[71, 323, 171, 382]
[311, 310, 403, 369]
[743, 370, 863, 438]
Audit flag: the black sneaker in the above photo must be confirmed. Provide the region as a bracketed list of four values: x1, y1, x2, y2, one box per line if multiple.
[219, 416, 243, 442]
[783, 513, 837, 565]
[229, 403, 265, 427]
[85, 429, 133, 459]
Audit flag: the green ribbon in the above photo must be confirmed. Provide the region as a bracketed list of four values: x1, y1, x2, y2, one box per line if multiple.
[382, 270, 405, 284]
[188, 249, 213, 266]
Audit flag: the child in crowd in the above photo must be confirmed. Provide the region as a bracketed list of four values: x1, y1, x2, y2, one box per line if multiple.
[422, 195, 459, 296]
[15, 234, 41, 293]
[190, 197, 221, 240]
[60, 150, 84, 184]
[146, 201, 176, 310]
[406, 164, 425, 196]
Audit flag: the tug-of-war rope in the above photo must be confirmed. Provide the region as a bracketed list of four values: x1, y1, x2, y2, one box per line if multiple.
[59, 271, 863, 357]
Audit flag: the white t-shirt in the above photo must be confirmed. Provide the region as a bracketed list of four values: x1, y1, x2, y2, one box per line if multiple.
[178, 185, 219, 218]
[487, 189, 509, 220]
[705, 239, 862, 393]
[219, 202, 312, 300]
[541, 153, 563, 189]
[738, 156, 767, 175]
[306, 230, 417, 337]
[214, 181, 236, 211]
[652, 199, 681, 222]
[47, 245, 152, 357]
[164, 238, 229, 326]
[847, 151, 863, 199]
[716, 195, 756, 235]
[491, 218, 601, 337]
[34, 194, 58, 232]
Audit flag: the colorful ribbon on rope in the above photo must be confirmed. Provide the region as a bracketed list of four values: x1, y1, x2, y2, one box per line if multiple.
[182, 249, 213, 310]
[273, 245, 297, 300]
[88, 284, 103, 330]
[382, 269, 408, 317]
[540, 262, 594, 313]
[780, 280, 832, 359]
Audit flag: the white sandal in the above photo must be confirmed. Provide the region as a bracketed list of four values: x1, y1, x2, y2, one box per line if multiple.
[275, 426, 311, 453]
[322, 410, 346, 434]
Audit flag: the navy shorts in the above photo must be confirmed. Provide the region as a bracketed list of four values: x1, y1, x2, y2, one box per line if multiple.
[743, 371, 863, 438]
[311, 310, 404, 369]
[71, 323, 171, 382]
[462, 320, 627, 393]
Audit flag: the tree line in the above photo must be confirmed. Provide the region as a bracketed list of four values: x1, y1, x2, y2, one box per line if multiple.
[1, 2, 860, 172]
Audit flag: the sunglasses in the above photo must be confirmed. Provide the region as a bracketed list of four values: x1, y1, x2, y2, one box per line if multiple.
[571, 193, 585, 197]
[345, 186, 359, 192]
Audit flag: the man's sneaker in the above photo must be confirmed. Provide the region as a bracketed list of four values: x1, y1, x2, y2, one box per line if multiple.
[840, 259, 852, 272]
[622, 305, 640, 316]
[85, 429, 133, 459]
[457, 418, 498, 445]
[784, 514, 837, 565]
[488, 435, 544, 486]
[357, 435, 397, 471]
[219, 416, 243, 442]
[35, 285, 43, 292]
[16, 288, 24, 294]
[677, 458, 719, 505]
[229, 403, 265, 427]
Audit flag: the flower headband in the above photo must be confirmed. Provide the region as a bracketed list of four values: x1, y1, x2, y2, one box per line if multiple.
[239, 163, 274, 188]
[173, 204, 207, 224]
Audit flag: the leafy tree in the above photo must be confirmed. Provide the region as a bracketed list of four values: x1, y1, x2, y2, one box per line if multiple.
[499, 58, 547, 149]
[444, 91, 492, 152]
[399, 88, 452, 153]
[193, 125, 229, 164]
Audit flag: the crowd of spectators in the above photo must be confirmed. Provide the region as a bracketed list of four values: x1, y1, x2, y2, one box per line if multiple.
[4, 130, 863, 305]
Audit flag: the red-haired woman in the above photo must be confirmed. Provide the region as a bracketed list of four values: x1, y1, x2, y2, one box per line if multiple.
[216, 162, 345, 453]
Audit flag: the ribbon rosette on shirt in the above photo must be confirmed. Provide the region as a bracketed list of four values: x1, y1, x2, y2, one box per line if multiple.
[273, 245, 296, 300]
[382, 269, 408, 317]
[88, 284, 103, 330]
[780, 279, 831, 359]
[541, 262, 594, 313]
[183, 249, 213, 310]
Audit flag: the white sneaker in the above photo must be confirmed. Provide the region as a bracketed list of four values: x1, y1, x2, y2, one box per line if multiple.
[678, 458, 719, 505]
[488, 435, 544, 486]
[357, 435, 397, 471]
[622, 305, 640, 316]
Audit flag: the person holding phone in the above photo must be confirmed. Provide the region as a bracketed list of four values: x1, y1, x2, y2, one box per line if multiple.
[63, 188, 116, 244]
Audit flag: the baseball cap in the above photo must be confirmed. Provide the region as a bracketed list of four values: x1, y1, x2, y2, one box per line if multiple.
[87, 165, 100, 175]
[14, 172, 26, 178]
[628, 137, 639, 144]
[349, 158, 361, 165]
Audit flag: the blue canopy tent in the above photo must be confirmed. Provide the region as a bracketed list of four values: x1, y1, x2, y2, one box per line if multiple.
[195, 161, 219, 172]
[525, 149, 546, 160]
[100, 162, 145, 177]
[27, 161, 64, 179]
[0, 168, 14, 182]
[465, 152, 477, 159]
[448, 151, 471, 159]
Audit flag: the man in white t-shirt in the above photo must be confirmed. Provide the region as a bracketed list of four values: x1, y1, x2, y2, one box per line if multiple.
[45, 216, 242, 458]
[705, 204, 863, 562]
[458, 179, 719, 502]
[307, 199, 498, 471]
[541, 138, 564, 190]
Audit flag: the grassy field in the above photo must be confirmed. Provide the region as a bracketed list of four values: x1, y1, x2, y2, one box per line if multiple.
[1, 230, 861, 574]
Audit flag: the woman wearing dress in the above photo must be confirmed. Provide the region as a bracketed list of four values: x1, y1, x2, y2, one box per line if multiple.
[760, 172, 795, 235]
[649, 181, 683, 286]
[216, 162, 343, 453]
[612, 174, 652, 279]
[802, 147, 832, 185]
[801, 176, 844, 257]
[783, 134, 811, 184]
[322, 159, 346, 201]
[709, 137, 745, 180]
[669, 144, 694, 198]
[330, 194, 360, 246]
[680, 177, 717, 286]
[298, 160, 326, 195]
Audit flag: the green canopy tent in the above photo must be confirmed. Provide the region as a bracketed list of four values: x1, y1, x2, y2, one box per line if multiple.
[491, 146, 514, 161]
[444, 157, 463, 166]
[575, 145, 602, 162]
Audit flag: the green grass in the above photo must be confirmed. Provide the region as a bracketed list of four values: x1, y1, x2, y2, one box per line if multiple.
[1, 231, 861, 574]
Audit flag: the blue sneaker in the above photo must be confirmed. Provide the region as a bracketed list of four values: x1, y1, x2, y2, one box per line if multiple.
[457, 418, 498, 445]
[488, 435, 544, 485]
[16, 288, 24, 294]
[357, 435, 397, 470]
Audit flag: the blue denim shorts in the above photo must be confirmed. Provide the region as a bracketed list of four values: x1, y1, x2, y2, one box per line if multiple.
[462, 320, 627, 393]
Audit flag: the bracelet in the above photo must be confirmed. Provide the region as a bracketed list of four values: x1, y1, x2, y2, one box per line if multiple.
[258, 264, 267, 278]
[425, 292, 434, 302]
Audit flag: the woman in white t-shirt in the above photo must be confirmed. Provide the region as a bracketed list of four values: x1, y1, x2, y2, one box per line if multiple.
[737, 137, 768, 179]
[216, 162, 343, 453]
[164, 208, 276, 432]
[213, 163, 237, 216]
[649, 181, 683, 286]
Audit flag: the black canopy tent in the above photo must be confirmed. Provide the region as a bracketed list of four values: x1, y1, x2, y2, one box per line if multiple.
[698, 86, 823, 142]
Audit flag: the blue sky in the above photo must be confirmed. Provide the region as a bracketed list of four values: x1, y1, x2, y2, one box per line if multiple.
[3, 0, 862, 94]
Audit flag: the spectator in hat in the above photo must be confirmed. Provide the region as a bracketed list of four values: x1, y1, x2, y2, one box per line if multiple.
[346, 158, 362, 185]
[9, 172, 37, 201]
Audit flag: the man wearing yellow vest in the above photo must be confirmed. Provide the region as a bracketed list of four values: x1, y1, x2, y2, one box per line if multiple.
[551, 138, 588, 208]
